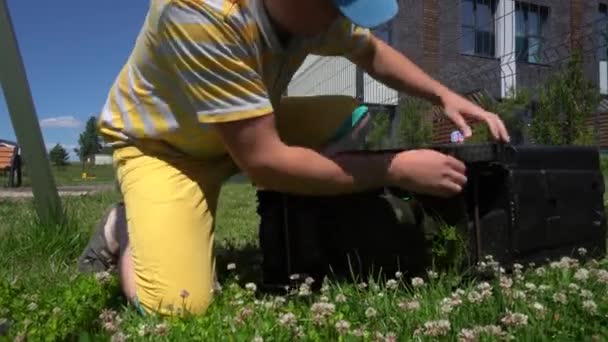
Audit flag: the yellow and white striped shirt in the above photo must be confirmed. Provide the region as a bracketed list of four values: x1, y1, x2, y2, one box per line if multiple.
[99, 0, 371, 158]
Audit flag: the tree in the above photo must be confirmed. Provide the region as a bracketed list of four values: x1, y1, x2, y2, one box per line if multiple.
[75, 116, 102, 170]
[529, 50, 600, 146]
[49, 143, 69, 167]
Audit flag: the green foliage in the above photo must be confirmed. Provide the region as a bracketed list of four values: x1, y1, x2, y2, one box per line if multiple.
[466, 88, 531, 143]
[530, 50, 600, 146]
[75, 116, 102, 163]
[3, 185, 608, 341]
[363, 111, 391, 149]
[0, 274, 120, 341]
[393, 97, 434, 148]
[364, 97, 434, 149]
[430, 224, 468, 274]
[48, 143, 69, 167]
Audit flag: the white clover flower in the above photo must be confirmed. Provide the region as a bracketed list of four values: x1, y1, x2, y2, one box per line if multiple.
[321, 283, 331, 294]
[441, 303, 453, 314]
[386, 279, 398, 290]
[453, 289, 466, 297]
[351, 328, 365, 337]
[501, 311, 528, 327]
[524, 282, 537, 292]
[335, 293, 347, 303]
[477, 282, 492, 292]
[531, 302, 545, 314]
[580, 289, 594, 299]
[427, 270, 439, 279]
[385, 332, 397, 342]
[252, 336, 264, 342]
[245, 282, 257, 293]
[311, 301, 335, 324]
[305, 277, 315, 285]
[583, 300, 598, 314]
[553, 292, 567, 304]
[395, 271, 403, 279]
[458, 328, 477, 342]
[278, 312, 297, 327]
[596, 269, 608, 284]
[535, 267, 547, 276]
[334, 320, 351, 334]
[411, 277, 425, 288]
[227, 263, 236, 270]
[365, 307, 377, 318]
[298, 283, 311, 297]
[574, 268, 590, 282]
[500, 276, 513, 290]
[577, 247, 588, 256]
[511, 290, 526, 300]
[475, 325, 506, 337]
[417, 319, 451, 337]
[274, 296, 286, 305]
[467, 290, 482, 304]
[538, 284, 551, 292]
[398, 300, 421, 311]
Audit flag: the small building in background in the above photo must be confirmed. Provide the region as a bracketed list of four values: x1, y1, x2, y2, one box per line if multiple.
[92, 146, 113, 166]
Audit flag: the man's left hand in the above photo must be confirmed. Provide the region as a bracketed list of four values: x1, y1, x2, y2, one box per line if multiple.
[440, 90, 510, 143]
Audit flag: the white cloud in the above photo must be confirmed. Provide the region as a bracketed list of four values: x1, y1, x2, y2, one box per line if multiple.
[40, 116, 81, 128]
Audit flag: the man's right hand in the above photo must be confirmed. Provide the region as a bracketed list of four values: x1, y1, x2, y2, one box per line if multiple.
[388, 149, 467, 198]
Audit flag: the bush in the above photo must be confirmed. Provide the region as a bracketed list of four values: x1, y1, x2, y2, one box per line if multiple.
[529, 50, 600, 146]
[393, 97, 434, 148]
[48, 144, 69, 167]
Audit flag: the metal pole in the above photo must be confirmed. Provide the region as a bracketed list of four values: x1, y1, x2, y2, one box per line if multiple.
[0, 0, 63, 225]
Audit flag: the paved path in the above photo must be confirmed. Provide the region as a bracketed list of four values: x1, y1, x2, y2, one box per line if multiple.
[0, 184, 115, 199]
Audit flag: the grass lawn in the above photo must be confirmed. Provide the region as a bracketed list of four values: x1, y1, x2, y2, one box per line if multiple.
[1, 163, 116, 188]
[1, 183, 608, 341]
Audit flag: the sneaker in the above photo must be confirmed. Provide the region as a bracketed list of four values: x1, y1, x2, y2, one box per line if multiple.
[78, 202, 125, 273]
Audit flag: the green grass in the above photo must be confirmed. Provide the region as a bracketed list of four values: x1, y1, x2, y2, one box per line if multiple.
[1, 163, 116, 188]
[2, 183, 608, 341]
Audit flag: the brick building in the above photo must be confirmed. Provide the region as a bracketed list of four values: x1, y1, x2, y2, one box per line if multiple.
[287, 0, 608, 147]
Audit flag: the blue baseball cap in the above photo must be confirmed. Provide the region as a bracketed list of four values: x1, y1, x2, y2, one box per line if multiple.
[333, 0, 398, 28]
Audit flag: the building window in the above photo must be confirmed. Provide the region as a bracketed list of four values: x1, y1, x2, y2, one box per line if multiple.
[515, 2, 549, 64]
[461, 0, 497, 58]
[599, 4, 608, 95]
[599, 3, 607, 61]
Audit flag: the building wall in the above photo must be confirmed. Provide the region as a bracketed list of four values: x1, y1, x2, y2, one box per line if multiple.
[287, 0, 607, 146]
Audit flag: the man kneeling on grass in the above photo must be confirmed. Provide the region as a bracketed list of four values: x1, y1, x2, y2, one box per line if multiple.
[78, 0, 510, 316]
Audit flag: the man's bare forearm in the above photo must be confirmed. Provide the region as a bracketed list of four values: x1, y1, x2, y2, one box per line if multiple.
[248, 145, 397, 196]
[353, 36, 452, 105]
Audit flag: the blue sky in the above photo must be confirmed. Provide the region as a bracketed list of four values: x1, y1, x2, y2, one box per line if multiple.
[0, 0, 150, 159]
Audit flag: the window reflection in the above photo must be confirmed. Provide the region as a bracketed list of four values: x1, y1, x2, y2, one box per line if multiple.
[461, 0, 497, 58]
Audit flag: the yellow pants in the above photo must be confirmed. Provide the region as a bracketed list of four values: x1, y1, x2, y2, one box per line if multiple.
[112, 96, 362, 315]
